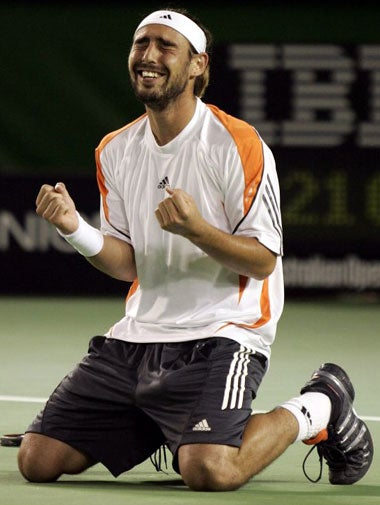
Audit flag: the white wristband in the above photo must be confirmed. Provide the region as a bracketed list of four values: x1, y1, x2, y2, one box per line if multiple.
[57, 212, 104, 257]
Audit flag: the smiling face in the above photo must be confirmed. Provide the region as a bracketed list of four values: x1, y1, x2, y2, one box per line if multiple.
[128, 24, 196, 111]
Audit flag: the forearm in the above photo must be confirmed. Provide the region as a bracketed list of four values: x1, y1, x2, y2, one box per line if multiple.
[155, 188, 277, 280]
[35, 183, 137, 282]
[187, 220, 277, 280]
[86, 234, 137, 282]
[54, 212, 136, 282]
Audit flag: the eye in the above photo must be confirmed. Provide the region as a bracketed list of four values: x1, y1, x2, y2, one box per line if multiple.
[134, 42, 147, 51]
[161, 40, 175, 48]
[133, 36, 149, 50]
[157, 37, 177, 50]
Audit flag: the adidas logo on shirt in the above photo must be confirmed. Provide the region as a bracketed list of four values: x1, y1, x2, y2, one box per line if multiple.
[157, 176, 170, 189]
[192, 419, 211, 431]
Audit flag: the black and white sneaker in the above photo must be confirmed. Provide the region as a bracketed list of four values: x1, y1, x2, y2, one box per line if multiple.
[301, 363, 373, 485]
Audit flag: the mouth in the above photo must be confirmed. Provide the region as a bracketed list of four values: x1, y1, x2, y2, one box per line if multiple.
[137, 68, 166, 82]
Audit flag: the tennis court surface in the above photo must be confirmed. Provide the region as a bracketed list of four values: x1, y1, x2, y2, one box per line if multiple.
[1, 296, 379, 505]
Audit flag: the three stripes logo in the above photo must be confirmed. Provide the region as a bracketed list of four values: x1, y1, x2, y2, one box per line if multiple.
[157, 176, 170, 189]
[221, 345, 251, 410]
[159, 14, 172, 20]
[263, 174, 283, 254]
[192, 419, 211, 431]
[301, 406, 313, 426]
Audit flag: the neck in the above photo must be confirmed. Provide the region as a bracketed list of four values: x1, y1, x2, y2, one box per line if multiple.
[146, 95, 198, 146]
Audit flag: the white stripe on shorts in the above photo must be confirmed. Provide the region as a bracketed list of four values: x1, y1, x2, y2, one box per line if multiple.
[221, 345, 251, 410]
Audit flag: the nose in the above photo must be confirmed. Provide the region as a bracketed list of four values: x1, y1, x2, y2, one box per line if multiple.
[142, 42, 160, 63]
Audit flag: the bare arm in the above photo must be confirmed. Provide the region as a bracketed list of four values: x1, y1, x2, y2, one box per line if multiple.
[86, 235, 136, 282]
[155, 188, 276, 280]
[35, 182, 137, 282]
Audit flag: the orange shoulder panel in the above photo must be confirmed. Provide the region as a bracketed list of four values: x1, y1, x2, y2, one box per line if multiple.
[206, 104, 264, 214]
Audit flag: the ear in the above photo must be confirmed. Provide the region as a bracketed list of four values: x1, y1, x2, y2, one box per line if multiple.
[190, 52, 209, 77]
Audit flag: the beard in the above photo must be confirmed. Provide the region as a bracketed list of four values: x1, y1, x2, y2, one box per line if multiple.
[130, 65, 190, 111]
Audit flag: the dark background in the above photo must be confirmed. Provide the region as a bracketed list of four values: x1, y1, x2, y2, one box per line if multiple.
[1, 1, 380, 295]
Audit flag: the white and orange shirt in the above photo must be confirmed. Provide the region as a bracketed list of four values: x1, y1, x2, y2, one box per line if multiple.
[95, 98, 283, 357]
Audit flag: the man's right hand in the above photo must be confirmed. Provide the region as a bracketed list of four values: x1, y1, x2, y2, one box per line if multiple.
[35, 182, 79, 235]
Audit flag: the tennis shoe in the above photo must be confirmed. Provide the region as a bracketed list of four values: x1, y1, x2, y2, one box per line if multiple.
[301, 363, 373, 485]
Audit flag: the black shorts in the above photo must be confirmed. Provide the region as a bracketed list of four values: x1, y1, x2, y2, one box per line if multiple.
[27, 336, 268, 477]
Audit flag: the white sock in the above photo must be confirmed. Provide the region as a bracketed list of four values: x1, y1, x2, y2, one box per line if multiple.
[281, 392, 332, 442]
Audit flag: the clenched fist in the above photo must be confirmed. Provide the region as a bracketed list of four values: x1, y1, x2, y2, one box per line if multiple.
[155, 187, 204, 238]
[35, 182, 79, 235]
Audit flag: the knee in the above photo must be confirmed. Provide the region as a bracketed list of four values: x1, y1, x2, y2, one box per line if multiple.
[18, 434, 63, 483]
[18, 447, 59, 482]
[179, 454, 244, 492]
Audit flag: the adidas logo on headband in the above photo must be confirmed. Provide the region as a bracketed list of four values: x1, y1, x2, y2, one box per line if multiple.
[135, 10, 207, 54]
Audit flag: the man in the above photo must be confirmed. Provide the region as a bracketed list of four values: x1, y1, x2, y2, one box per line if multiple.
[18, 8, 373, 491]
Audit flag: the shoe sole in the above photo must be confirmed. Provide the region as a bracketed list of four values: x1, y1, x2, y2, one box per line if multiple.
[330, 417, 374, 485]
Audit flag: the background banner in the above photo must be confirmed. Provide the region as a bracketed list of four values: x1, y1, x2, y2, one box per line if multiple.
[1, 3, 379, 293]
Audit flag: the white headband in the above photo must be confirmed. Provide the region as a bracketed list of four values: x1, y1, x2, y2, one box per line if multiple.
[135, 10, 207, 54]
